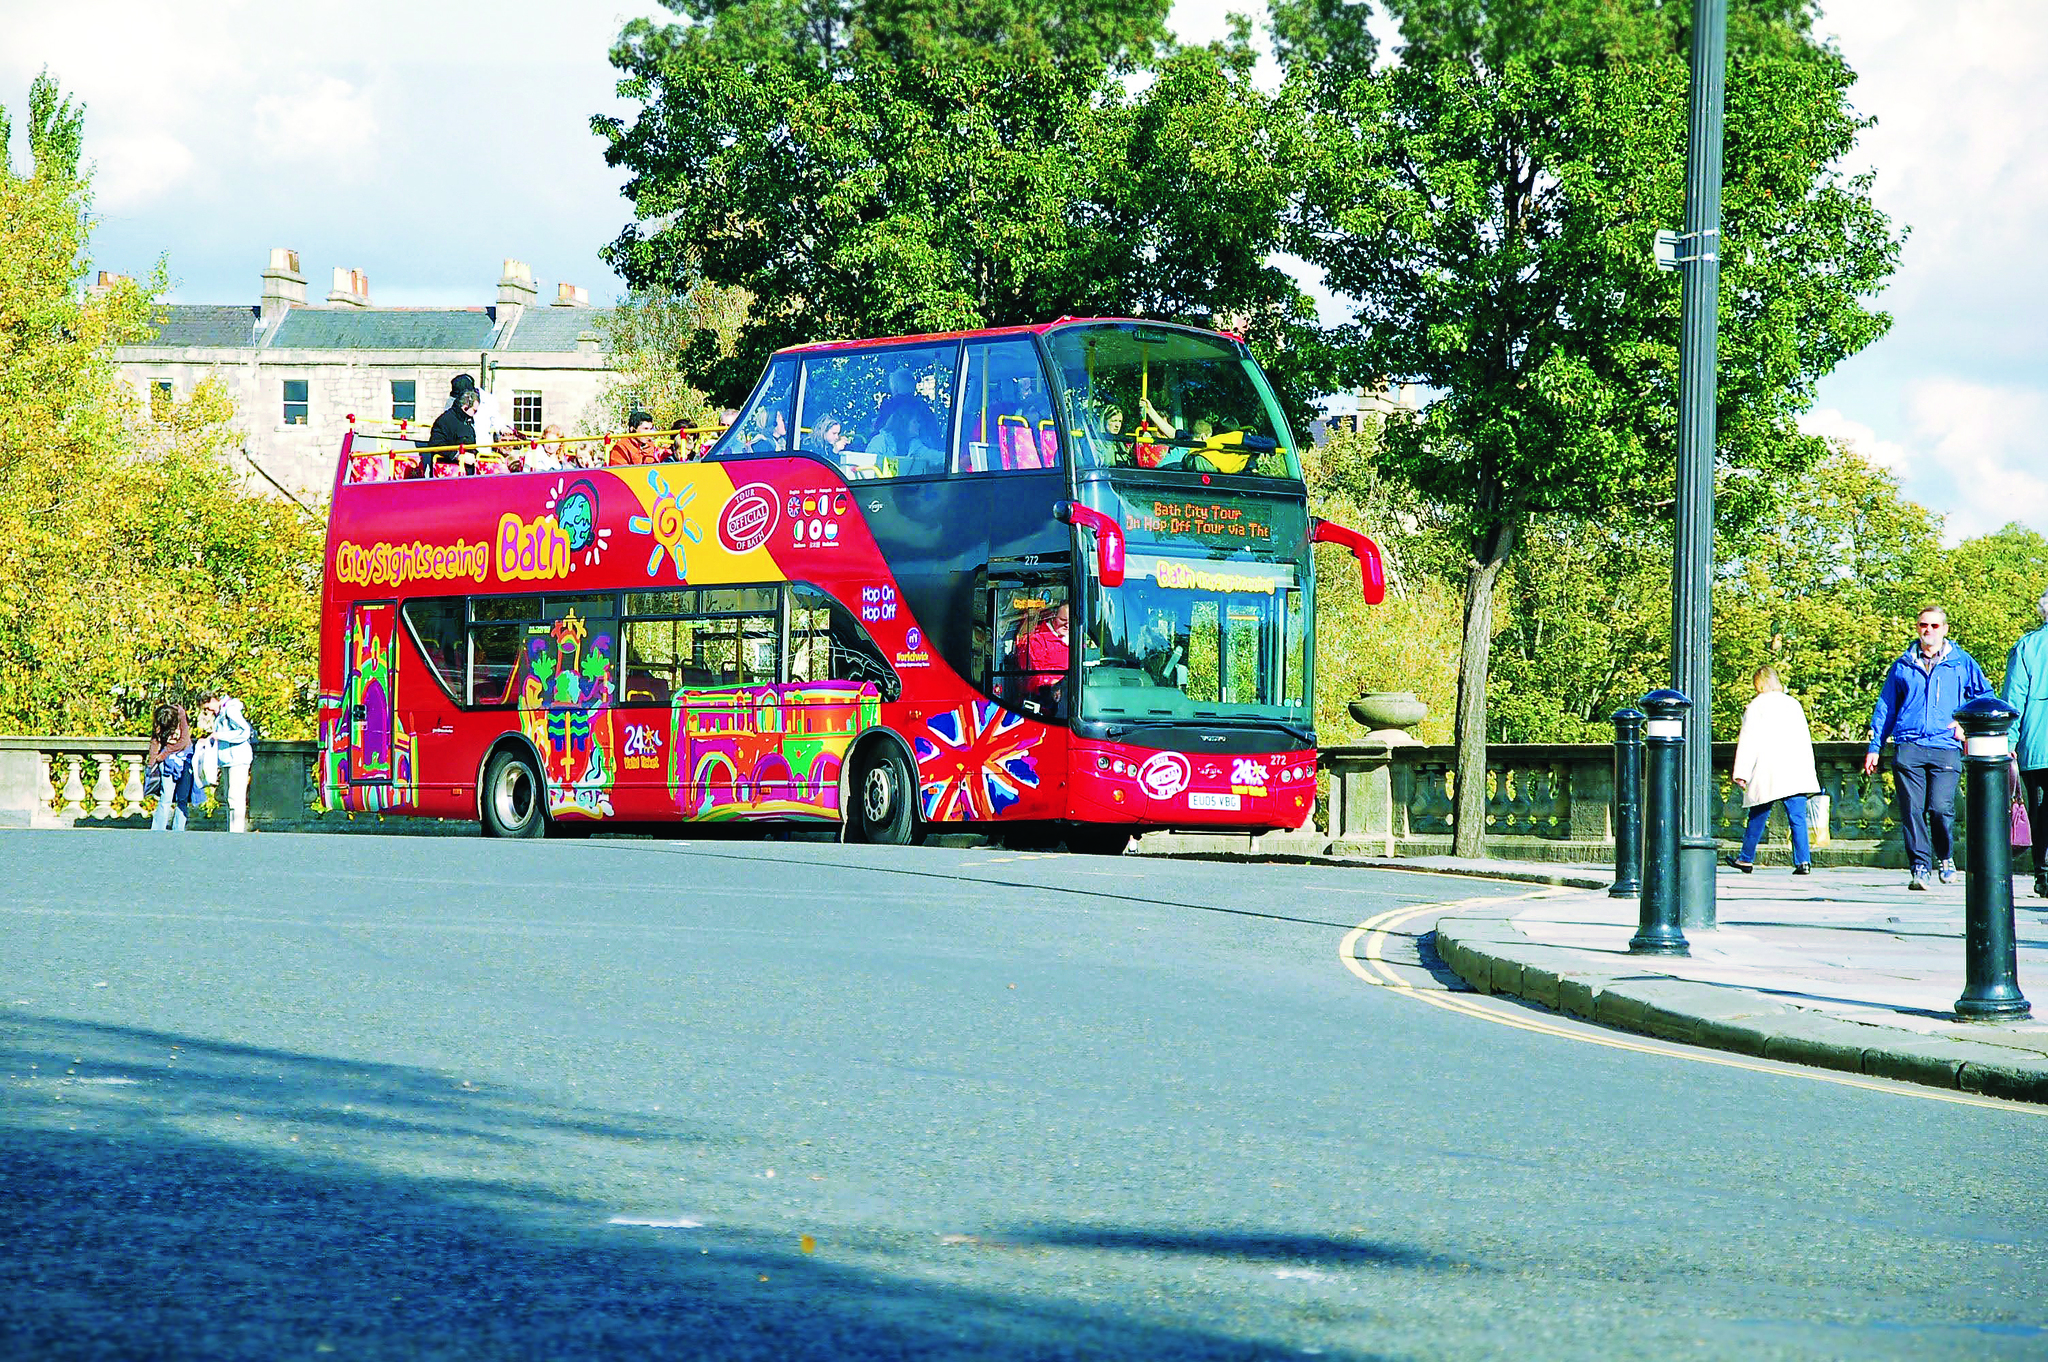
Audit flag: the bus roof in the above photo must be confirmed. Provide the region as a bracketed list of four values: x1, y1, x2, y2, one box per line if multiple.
[772, 316, 1245, 356]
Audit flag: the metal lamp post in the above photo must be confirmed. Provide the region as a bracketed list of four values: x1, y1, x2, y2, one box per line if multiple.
[1670, 0, 1729, 929]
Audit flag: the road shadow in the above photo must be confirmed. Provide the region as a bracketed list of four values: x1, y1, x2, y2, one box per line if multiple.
[0, 1012, 1402, 1361]
[998, 1225, 1481, 1273]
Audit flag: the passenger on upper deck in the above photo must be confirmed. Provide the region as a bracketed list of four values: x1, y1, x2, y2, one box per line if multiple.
[866, 368, 945, 476]
[419, 384, 480, 477]
[608, 411, 661, 467]
[520, 424, 569, 472]
[802, 412, 851, 466]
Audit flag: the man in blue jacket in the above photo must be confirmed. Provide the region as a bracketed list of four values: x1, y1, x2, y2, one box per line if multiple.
[1863, 606, 1993, 890]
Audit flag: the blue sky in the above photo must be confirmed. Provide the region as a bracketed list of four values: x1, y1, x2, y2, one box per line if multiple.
[6, 0, 2039, 542]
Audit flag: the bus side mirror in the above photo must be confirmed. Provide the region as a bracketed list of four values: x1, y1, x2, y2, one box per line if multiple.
[1055, 501, 1126, 588]
[1312, 519, 1386, 605]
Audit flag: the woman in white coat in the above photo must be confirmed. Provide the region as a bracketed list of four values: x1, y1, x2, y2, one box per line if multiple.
[1729, 666, 1821, 874]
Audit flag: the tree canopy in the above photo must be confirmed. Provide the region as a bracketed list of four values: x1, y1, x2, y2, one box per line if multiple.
[1286, 0, 1902, 851]
[595, 0, 1323, 412]
[0, 72, 322, 740]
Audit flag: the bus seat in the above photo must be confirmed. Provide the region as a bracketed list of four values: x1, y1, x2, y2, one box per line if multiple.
[623, 669, 671, 706]
[996, 414, 1041, 470]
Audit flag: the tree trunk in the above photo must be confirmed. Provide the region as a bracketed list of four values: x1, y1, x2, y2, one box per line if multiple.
[1451, 523, 1519, 858]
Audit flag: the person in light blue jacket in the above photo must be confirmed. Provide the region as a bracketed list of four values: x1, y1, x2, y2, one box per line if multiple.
[200, 693, 256, 833]
[2002, 591, 2048, 898]
[1863, 606, 1992, 890]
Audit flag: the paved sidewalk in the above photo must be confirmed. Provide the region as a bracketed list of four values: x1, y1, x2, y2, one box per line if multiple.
[1431, 865, 2048, 1102]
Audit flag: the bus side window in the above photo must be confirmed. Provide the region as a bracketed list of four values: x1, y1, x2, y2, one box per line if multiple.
[711, 357, 797, 457]
[401, 597, 465, 701]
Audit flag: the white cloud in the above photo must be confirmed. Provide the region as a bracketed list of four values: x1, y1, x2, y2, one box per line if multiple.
[251, 77, 378, 164]
[1899, 380, 2048, 543]
[90, 129, 197, 210]
[1800, 407, 1911, 473]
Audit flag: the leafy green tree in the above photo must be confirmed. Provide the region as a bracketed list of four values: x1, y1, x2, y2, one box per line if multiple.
[1710, 448, 1941, 740]
[592, 280, 750, 433]
[1926, 524, 2048, 694]
[0, 72, 322, 739]
[595, 3, 1324, 411]
[1288, 1, 1901, 853]
[1301, 417, 1464, 744]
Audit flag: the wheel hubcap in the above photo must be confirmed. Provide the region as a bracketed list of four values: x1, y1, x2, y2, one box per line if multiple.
[864, 765, 894, 824]
[495, 765, 533, 827]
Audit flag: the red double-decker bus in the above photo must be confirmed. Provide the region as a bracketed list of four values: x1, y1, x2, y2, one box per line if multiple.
[317, 318, 1383, 853]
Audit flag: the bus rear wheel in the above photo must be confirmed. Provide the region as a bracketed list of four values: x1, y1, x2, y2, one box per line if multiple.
[482, 748, 546, 839]
[1065, 826, 1132, 857]
[850, 745, 918, 846]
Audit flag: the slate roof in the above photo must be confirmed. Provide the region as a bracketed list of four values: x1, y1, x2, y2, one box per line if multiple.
[143, 305, 263, 348]
[269, 308, 501, 350]
[499, 306, 610, 352]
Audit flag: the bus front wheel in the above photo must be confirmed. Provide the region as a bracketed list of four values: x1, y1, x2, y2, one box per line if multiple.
[482, 748, 547, 839]
[851, 746, 918, 846]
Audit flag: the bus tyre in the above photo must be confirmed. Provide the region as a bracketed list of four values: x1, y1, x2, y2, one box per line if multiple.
[852, 745, 918, 846]
[482, 748, 546, 839]
[1065, 826, 1132, 857]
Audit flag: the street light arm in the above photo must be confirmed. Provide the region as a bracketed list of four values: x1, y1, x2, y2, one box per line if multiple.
[1312, 519, 1387, 606]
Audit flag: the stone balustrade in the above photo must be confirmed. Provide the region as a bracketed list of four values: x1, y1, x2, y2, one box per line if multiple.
[0, 733, 1966, 867]
[1324, 740, 1925, 867]
[0, 737, 338, 831]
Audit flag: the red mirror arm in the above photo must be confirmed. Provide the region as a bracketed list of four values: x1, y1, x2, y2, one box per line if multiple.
[1055, 501, 1126, 588]
[1312, 519, 1386, 605]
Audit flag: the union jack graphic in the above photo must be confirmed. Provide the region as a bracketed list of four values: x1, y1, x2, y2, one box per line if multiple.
[915, 701, 1041, 821]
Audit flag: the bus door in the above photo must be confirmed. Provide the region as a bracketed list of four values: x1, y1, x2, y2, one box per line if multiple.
[985, 563, 1072, 723]
[346, 601, 397, 785]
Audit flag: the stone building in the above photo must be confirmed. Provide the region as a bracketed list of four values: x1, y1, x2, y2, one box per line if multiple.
[114, 249, 617, 501]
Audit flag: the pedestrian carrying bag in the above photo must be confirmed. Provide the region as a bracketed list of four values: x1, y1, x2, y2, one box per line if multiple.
[2011, 756, 2032, 848]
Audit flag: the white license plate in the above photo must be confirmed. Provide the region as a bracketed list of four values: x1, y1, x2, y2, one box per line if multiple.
[1188, 792, 1242, 811]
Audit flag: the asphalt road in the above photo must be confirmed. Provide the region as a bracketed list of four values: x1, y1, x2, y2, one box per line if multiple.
[3, 829, 2044, 1361]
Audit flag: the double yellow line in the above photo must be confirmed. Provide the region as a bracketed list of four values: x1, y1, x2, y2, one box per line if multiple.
[1340, 893, 2043, 1114]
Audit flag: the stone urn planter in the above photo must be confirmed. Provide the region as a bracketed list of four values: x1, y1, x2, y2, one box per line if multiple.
[1349, 691, 1428, 745]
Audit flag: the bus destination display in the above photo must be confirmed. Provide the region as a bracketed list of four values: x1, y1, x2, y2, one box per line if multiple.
[1125, 497, 1274, 545]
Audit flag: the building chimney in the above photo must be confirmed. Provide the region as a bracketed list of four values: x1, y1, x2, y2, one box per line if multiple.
[497, 258, 537, 311]
[326, 266, 371, 308]
[88, 270, 133, 295]
[261, 247, 306, 323]
[552, 281, 590, 308]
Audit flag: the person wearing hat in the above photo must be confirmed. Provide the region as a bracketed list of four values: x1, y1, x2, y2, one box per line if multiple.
[420, 384, 479, 476]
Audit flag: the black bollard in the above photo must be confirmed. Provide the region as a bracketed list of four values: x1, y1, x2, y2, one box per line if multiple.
[1631, 689, 1691, 956]
[1954, 695, 2031, 1020]
[1611, 707, 1646, 898]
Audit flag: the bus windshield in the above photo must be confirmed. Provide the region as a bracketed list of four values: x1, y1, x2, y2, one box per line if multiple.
[1081, 551, 1309, 726]
[1046, 323, 1302, 480]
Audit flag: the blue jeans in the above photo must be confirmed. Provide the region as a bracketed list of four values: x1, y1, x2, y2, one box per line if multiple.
[150, 773, 188, 831]
[1739, 794, 1809, 865]
[1891, 741, 1961, 872]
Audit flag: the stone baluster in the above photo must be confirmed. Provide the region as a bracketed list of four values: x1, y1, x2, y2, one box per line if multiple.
[90, 752, 118, 819]
[121, 753, 147, 814]
[59, 754, 87, 820]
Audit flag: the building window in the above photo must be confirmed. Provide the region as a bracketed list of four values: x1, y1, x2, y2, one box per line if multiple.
[512, 390, 543, 434]
[283, 379, 309, 425]
[149, 380, 173, 421]
[391, 379, 416, 424]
